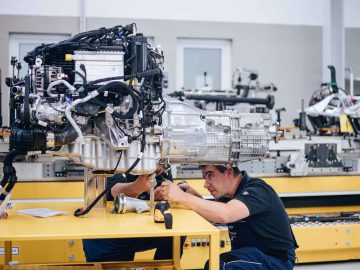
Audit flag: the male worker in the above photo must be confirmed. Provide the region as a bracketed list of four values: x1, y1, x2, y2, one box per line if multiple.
[156, 165, 297, 270]
[82, 168, 183, 262]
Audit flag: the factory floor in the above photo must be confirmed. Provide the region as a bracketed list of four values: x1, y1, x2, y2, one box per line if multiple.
[295, 261, 360, 269]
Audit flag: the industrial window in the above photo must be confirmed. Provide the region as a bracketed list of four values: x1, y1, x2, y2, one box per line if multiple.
[176, 38, 231, 90]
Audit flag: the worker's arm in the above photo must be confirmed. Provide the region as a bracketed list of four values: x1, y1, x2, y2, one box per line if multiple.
[111, 173, 155, 198]
[158, 180, 250, 223]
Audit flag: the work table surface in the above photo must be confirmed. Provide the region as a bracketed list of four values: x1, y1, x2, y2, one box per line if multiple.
[0, 201, 219, 241]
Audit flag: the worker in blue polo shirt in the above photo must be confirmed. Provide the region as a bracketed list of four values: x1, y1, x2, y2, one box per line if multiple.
[157, 165, 298, 270]
[82, 168, 184, 262]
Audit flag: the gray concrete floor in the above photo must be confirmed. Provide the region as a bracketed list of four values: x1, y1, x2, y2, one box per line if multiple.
[295, 261, 360, 269]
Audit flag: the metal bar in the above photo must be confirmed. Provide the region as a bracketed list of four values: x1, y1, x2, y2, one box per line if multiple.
[0, 68, 2, 127]
[101, 260, 174, 269]
[209, 231, 220, 270]
[185, 94, 273, 107]
[4, 241, 12, 265]
[94, 263, 103, 270]
[173, 236, 181, 270]
[149, 175, 156, 216]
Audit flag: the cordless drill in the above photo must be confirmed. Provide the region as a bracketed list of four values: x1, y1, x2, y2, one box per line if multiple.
[154, 200, 173, 229]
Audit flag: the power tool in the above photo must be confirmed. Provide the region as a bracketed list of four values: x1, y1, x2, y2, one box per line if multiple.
[154, 200, 172, 229]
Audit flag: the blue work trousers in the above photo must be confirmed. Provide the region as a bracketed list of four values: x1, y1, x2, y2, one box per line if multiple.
[205, 247, 296, 270]
[83, 237, 185, 262]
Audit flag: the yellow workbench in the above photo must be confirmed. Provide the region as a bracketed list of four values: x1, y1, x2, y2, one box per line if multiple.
[0, 202, 220, 270]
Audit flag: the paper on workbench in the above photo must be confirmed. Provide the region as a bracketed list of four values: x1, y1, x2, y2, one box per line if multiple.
[16, 208, 67, 218]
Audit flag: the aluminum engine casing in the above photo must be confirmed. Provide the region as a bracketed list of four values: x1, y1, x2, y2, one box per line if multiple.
[161, 96, 274, 165]
[52, 96, 275, 174]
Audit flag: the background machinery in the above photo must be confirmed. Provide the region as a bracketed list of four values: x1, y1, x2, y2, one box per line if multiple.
[1, 25, 359, 269]
[174, 65, 360, 267]
[170, 68, 276, 112]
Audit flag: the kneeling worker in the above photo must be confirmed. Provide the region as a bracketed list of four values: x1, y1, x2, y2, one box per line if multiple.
[156, 165, 298, 270]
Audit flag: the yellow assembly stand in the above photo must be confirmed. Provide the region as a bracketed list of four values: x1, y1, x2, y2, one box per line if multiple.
[0, 182, 87, 265]
[1, 176, 360, 268]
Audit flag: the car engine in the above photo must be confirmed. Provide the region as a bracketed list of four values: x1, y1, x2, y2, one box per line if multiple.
[1, 24, 276, 216]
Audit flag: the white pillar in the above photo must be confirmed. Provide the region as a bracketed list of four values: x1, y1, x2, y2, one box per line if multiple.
[80, 0, 86, 32]
[322, 0, 345, 88]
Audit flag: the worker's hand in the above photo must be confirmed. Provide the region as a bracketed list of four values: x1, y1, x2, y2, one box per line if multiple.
[155, 164, 167, 175]
[154, 187, 165, 201]
[176, 181, 203, 198]
[156, 180, 184, 203]
[177, 181, 190, 192]
[134, 173, 156, 193]
[154, 177, 174, 201]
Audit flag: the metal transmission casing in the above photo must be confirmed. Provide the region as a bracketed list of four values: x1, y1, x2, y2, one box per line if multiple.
[161, 96, 275, 165]
[53, 96, 275, 174]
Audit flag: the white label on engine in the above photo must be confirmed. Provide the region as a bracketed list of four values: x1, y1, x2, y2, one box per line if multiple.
[187, 147, 199, 153]
[105, 106, 115, 114]
[75, 116, 87, 125]
[38, 120, 48, 127]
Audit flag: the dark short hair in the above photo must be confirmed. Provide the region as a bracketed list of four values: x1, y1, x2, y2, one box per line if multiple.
[199, 165, 241, 177]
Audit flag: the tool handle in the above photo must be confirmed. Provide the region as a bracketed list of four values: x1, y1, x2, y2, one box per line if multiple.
[164, 212, 173, 229]
[327, 65, 338, 93]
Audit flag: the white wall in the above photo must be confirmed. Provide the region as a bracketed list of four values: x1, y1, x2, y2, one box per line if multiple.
[85, 0, 326, 26]
[0, 0, 81, 17]
[2, 0, 360, 27]
[0, 0, 348, 27]
[344, 0, 360, 28]
[1, 0, 359, 27]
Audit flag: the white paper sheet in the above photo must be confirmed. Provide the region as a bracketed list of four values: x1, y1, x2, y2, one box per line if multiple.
[16, 208, 67, 218]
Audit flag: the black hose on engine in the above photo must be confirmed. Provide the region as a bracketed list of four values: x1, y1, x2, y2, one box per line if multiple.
[0, 149, 26, 201]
